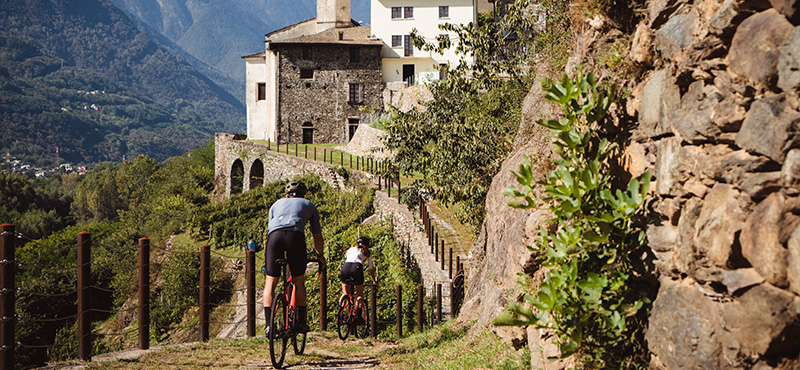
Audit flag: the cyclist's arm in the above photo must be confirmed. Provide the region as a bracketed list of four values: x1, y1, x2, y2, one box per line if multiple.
[313, 232, 325, 268]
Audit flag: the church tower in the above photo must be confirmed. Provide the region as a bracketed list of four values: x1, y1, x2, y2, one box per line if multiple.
[316, 0, 351, 33]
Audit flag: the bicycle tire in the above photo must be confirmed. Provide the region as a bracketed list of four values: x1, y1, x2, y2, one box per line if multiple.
[356, 302, 370, 339]
[292, 331, 307, 354]
[337, 296, 351, 340]
[269, 294, 289, 369]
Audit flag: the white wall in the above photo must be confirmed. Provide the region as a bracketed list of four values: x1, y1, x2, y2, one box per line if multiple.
[371, 0, 474, 83]
[245, 51, 279, 142]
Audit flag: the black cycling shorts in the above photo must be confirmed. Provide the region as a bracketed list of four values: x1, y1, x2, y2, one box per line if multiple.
[339, 262, 364, 285]
[264, 229, 307, 277]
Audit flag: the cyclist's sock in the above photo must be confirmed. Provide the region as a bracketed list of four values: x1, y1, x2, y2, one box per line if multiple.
[297, 306, 309, 332]
[264, 306, 272, 337]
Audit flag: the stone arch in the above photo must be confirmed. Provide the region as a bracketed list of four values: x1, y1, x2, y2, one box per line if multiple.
[231, 159, 244, 195]
[250, 159, 264, 189]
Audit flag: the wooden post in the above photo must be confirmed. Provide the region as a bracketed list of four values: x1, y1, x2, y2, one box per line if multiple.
[77, 232, 91, 361]
[449, 248, 453, 279]
[295, 143, 298, 156]
[0, 224, 16, 369]
[199, 245, 210, 342]
[320, 262, 327, 331]
[246, 249, 256, 337]
[305, 145, 308, 159]
[435, 233, 439, 261]
[314, 147, 317, 161]
[441, 240, 445, 270]
[436, 283, 442, 324]
[417, 284, 423, 332]
[370, 285, 377, 338]
[396, 285, 402, 339]
[450, 281, 456, 321]
[138, 238, 150, 349]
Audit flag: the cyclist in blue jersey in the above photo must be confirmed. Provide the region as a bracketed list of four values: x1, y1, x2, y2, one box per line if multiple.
[263, 180, 326, 336]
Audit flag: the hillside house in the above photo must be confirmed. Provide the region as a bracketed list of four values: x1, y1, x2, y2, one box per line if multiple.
[370, 0, 476, 85]
[244, 0, 383, 144]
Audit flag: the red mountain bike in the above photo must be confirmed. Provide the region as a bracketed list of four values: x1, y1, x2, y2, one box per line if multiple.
[268, 258, 320, 369]
[337, 279, 375, 340]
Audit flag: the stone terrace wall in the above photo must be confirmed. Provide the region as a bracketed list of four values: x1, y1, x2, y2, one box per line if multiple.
[214, 133, 342, 200]
[627, 1, 800, 368]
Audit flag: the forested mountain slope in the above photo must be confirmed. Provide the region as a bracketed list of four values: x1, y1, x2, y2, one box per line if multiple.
[0, 0, 244, 166]
[110, 0, 371, 98]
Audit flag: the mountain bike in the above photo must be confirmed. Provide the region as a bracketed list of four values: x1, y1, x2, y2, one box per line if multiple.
[268, 257, 320, 369]
[337, 278, 375, 340]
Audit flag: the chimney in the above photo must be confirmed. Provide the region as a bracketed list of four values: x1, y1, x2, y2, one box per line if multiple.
[317, 0, 351, 33]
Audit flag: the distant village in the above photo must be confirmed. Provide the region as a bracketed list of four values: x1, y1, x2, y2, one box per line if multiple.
[3, 150, 87, 178]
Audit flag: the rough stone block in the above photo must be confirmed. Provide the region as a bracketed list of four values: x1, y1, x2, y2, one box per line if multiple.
[736, 95, 800, 162]
[782, 149, 800, 190]
[740, 171, 783, 200]
[655, 9, 703, 63]
[639, 70, 681, 139]
[771, 0, 800, 23]
[740, 192, 790, 287]
[778, 28, 800, 91]
[717, 149, 773, 185]
[693, 184, 747, 267]
[669, 80, 723, 144]
[645, 278, 727, 369]
[722, 283, 800, 356]
[676, 197, 704, 273]
[728, 9, 794, 88]
[654, 137, 686, 196]
[788, 225, 800, 295]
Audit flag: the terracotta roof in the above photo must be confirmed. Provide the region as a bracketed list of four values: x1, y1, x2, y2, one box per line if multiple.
[270, 26, 382, 46]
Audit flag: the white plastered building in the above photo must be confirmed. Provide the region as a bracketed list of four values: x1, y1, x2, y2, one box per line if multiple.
[370, 0, 475, 85]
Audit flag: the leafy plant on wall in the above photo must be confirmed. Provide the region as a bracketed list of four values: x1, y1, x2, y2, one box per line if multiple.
[493, 69, 651, 368]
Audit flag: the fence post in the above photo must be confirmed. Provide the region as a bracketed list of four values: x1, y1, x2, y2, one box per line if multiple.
[286, 142, 289, 155]
[429, 226, 434, 254]
[436, 283, 442, 324]
[370, 285, 377, 338]
[305, 145, 308, 159]
[138, 238, 150, 350]
[1, 224, 16, 369]
[314, 147, 317, 161]
[77, 232, 91, 361]
[199, 245, 210, 342]
[449, 248, 453, 279]
[295, 143, 298, 156]
[441, 240, 445, 270]
[434, 234, 439, 261]
[450, 281, 455, 321]
[396, 285, 402, 339]
[340, 152, 343, 167]
[320, 262, 327, 331]
[324, 149, 327, 164]
[246, 247, 256, 337]
[456, 256, 461, 273]
[417, 284, 423, 332]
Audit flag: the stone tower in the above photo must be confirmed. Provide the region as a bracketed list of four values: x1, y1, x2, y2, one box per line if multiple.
[316, 0, 351, 32]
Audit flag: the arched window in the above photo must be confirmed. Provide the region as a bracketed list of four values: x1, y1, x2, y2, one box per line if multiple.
[231, 159, 244, 195]
[250, 159, 264, 189]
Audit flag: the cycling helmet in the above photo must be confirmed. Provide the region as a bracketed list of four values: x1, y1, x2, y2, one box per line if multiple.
[285, 180, 307, 197]
[356, 236, 370, 247]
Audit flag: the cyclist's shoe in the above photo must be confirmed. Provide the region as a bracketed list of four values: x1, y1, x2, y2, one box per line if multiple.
[264, 325, 271, 338]
[295, 322, 310, 333]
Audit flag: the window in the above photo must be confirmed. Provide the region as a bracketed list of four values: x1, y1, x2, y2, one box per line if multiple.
[391, 7, 401, 19]
[439, 6, 449, 18]
[404, 6, 413, 18]
[300, 68, 314, 79]
[404, 35, 413, 57]
[257, 83, 266, 101]
[391, 35, 402, 48]
[349, 47, 360, 63]
[348, 83, 362, 103]
[302, 46, 312, 60]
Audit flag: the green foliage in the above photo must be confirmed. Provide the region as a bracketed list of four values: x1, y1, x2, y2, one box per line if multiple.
[493, 69, 651, 368]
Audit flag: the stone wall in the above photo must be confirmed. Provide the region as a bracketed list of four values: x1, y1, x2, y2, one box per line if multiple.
[628, 1, 800, 368]
[275, 43, 383, 144]
[214, 133, 342, 200]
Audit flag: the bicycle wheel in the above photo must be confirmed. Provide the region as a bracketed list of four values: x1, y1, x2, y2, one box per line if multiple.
[337, 296, 351, 340]
[292, 304, 306, 355]
[356, 302, 370, 339]
[269, 294, 289, 369]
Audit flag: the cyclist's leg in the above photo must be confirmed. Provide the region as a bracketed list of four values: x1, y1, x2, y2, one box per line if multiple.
[286, 230, 310, 331]
[263, 231, 286, 336]
[355, 285, 366, 322]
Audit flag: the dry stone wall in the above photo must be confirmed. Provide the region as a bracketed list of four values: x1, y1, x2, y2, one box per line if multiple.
[628, 0, 800, 368]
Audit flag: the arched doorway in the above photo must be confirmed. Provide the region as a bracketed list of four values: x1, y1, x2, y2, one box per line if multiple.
[231, 159, 244, 195]
[250, 159, 264, 189]
[302, 122, 314, 144]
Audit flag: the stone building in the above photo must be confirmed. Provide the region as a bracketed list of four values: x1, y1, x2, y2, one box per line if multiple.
[244, 0, 383, 144]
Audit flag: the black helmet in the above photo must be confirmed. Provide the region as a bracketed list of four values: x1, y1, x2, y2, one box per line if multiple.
[285, 180, 307, 197]
[356, 236, 370, 247]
